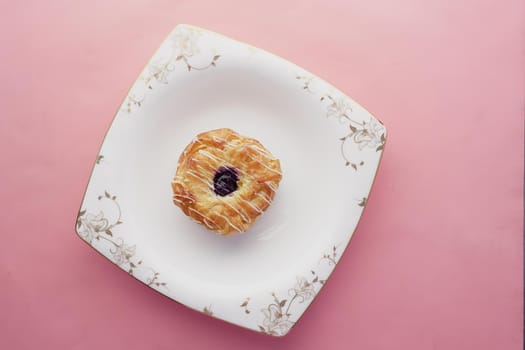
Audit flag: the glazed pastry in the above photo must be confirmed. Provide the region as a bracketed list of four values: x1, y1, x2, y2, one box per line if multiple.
[171, 128, 282, 236]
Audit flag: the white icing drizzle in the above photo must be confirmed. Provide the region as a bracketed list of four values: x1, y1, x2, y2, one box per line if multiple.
[249, 144, 276, 159]
[198, 150, 223, 163]
[186, 169, 212, 187]
[241, 198, 264, 214]
[212, 136, 227, 143]
[246, 155, 283, 175]
[223, 200, 251, 223]
[194, 163, 213, 176]
[173, 193, 194, 202]
[215, 212, 243, 232]
[189, 207, 218, 229]
[206, 145, 271, 187]
[265, 182, 278, 191]
[218, 143, 282, 176]
[256, 192, 272, 205]
[197, 147, 267, 191]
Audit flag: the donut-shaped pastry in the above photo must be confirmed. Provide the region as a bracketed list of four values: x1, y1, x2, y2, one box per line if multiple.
[171, 128, 282, 236]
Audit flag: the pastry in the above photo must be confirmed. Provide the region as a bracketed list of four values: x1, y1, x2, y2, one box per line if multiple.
[171, 128, 282, 236]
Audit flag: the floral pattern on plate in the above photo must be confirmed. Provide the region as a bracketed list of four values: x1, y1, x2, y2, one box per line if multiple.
[77, 191, 167, 290]
[124, 26, 220, 113]
[297, 76, 386, 170]
[242, 246, 339, 336]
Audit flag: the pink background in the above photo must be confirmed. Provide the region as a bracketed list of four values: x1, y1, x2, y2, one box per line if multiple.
[1, 0, 523, 349]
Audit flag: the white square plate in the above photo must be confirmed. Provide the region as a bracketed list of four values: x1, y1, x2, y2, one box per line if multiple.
[76, 24, 386, 336]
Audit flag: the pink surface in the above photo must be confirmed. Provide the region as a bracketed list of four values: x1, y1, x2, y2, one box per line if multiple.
[1, 1, 523, 349]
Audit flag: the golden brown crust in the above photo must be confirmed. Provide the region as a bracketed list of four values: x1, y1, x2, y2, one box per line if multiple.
[171, 128, 282, 236]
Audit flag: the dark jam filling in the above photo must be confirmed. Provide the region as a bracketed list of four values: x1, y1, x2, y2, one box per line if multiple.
[213, 166, 239, 196]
